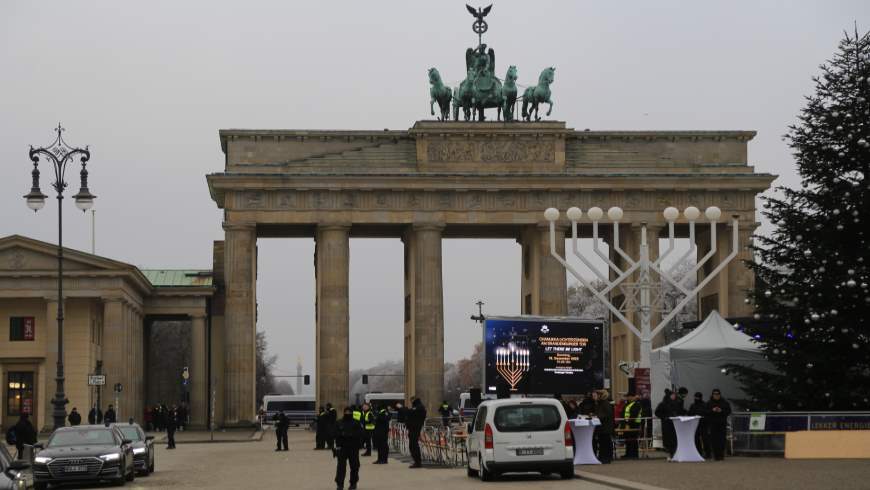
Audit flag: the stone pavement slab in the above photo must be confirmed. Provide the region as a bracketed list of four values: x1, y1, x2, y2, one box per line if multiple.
[580, 455, 870, 490]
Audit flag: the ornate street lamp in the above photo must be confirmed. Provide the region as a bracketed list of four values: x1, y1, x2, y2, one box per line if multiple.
[25, 123, 95, 431]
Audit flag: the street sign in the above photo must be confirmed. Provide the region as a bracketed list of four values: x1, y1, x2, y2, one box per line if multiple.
[114, 383, 122, 393]
[88, 375, 106, 386]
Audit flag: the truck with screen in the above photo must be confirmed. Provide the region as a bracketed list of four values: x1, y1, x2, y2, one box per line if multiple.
[483, 316, 605, 396]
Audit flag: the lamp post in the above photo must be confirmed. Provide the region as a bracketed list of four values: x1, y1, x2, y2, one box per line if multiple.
[25, 124, 96, 431]
[543, 205, 739, 370]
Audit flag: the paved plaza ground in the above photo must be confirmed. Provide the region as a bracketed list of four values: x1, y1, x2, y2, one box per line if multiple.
[11, 429, 870, 489]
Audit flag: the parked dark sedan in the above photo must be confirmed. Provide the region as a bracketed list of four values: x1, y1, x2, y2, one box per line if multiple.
[31, 425, 134, 489]
[0, 443, 32, 489]
[111, 423, 154, 475]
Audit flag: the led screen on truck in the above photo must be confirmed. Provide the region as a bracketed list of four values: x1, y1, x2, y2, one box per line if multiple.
[484, 317, 604, 396]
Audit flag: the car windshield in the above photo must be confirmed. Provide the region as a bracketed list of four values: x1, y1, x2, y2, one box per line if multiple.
[118, 427, 142, 441]
[49, 428, 116, 447]
[494, 404, 561, 432]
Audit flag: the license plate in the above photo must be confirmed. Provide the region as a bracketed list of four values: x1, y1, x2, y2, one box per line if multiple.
[516, 448, 544, 456]
[65, 465, 88, 472]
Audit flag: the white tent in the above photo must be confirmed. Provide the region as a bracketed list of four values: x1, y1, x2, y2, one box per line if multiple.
[651, 310, 770, 406]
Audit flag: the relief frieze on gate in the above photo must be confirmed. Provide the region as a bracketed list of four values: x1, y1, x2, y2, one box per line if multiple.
[425, 139, 556, 163]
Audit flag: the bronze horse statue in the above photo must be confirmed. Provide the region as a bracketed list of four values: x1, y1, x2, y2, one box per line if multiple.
[428, 68, 452, 121]
[522, 67, 555, 121]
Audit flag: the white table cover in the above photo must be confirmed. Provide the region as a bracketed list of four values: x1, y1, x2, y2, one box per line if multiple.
[570, 418, 601, 465]
[670, 416, 704, 462]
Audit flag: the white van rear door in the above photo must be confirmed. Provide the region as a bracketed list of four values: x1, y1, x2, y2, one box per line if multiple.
[491, 403, 566, 463]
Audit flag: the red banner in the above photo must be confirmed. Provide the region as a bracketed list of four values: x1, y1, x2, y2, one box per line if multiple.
[634, 368, 651, 397]
[23, 317, 35, 341]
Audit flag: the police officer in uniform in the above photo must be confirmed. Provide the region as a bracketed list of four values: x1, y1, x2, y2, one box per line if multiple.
[334, 407, 363, 490]
[406, 398, 426, 468]
[622, 392, 642, 459]
[274, 410, 289, 451]
[706, 388, 732, 460]
[361, 403, 375, 456]
[326, 403, 337, 450]
[315, 406, 327, 450]
[372, 403, 391, 464]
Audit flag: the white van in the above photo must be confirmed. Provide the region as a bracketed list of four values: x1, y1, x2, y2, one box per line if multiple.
[262, 395, 316, 427]
[466, 398, 574, 481]
[363, 392, 404, 409]
[459, 392, 496, 420]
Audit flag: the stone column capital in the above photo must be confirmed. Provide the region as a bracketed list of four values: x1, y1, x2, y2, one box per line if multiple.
[190, 313, 208, 320]
[222, 221, 256, 232]
[317, 222, 352, 232]
[412, 222, 445, 232]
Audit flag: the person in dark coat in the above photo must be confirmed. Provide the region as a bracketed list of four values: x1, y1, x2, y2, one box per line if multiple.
[334, 407, 363, 490]
[655, 390, 684, 458]
[687, 392, 709, 457]
[11, 414, 37, 459]
[68, 407, 82, 426]
[274, 411, 289, 451]
[594, 390, 613, 464]
[565, 400, 579, 419]
[166, 406, 177, 449]
[640, 390, 653, 439]
[406, 398, 426, 468]
[372, 403, 391, 464]
[394, 402, 407, 424]
[315, 406, 327, 450]
[325, 403, 337, 450]
[88, 405, 102, 425]
[706, 388, 732, 460]
[104, 404, 117, 424]
[578, 392, 595, 416]
[621, 392, 642, 459]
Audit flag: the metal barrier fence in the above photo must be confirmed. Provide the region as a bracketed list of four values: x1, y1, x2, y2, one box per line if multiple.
[730, 412, 870, 455]
[388, 418, 469, 467]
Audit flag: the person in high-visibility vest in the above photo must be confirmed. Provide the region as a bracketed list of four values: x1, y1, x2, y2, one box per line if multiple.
[622, 392, 642, 458]
[361, 403, 375, 456]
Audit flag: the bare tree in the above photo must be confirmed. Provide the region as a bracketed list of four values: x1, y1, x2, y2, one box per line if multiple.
[567, 280, 608, 319]
[256, 330, 278, 406]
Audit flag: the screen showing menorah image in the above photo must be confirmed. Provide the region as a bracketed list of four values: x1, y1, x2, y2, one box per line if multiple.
[484, 316, 605, 396]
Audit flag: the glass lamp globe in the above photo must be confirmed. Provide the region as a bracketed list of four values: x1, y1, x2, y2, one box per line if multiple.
[705, 206, 722, 222]
[683, 206, 701, 221]
[544, 208, 559, 222]
[566, 207, 582, 222]
[587, 207, 604, 221]
[663, 207, 679, 222]
[607, 206, 623, 222]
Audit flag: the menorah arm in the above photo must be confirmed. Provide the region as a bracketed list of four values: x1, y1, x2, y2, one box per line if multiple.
[570, 221, 610, 283]
[653, 221, 677, 267]
[592, 221, 625, 276]
[666, 221, 697, 275]
[679, 221, 718, 288]
[611, 222, 637, 267]
[550, 222, 642, 338]
[652, 217, 739, 337]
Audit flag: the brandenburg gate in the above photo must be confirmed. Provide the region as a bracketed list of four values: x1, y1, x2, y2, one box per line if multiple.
[207, 121, 774, 424]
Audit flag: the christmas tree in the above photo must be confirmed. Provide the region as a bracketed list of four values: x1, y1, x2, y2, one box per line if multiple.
[729, 28, 870, 411]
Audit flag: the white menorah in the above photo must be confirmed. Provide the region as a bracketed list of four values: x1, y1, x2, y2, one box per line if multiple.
[544, 205, 740, 369]
[495, 343, 530, 391]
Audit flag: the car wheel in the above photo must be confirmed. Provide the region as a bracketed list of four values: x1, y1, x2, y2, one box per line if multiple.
[560, 464, 574, 480]
[479, 456, 493, 482]
[467, 464, 479, 478]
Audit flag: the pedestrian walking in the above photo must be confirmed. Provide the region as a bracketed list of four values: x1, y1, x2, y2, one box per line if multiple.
[687, 392, 709, 457]
[325, 403, 337, 450]
[372, 403, 390, 464]
[621, 392, 642, 459]
[334, 407, 363, 490]
[7, 414, 37, 459]
[104, 404, 117, 424]
[88, 405, 102, 425]
[315, 405, 327, 449]
[361, 403, 375, 456]
[706, 388, 731, 460]
[406, 398, 426, 468]
[274, 411, 289, 451]
[166, 406, 178, 449]
[68, 407, 82, 426]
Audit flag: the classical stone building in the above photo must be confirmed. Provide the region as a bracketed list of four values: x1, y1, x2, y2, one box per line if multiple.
[0, 235, 215, 431]
[208, 120, 775, 422]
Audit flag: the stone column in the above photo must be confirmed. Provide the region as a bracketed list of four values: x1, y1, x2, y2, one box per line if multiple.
[518, 225, 568, 316]
[315, 223, 350, 410]
[190, 313, 208, 428]
[726, 223, 757, 317]
[403, 223, 444, 414]
[223, 222, 257, 425]
[101, 298, 125, 419]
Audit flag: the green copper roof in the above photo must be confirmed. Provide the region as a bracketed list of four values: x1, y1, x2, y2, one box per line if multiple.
[140, 269, 213, 288]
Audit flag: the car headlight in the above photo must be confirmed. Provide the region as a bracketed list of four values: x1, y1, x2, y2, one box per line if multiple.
[99, 453, 121, 461]
[133, 447, 146, 455]
[34, 455, 52, 464]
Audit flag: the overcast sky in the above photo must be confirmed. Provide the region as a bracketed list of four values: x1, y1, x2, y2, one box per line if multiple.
[2, 1, 867, 389]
